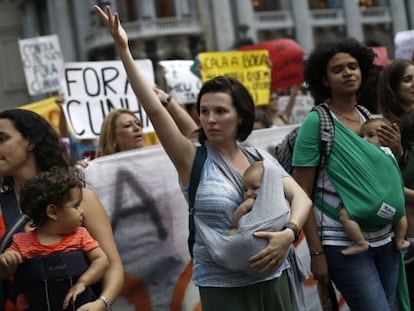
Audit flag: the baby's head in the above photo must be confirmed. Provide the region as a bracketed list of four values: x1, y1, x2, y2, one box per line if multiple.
[360, 117, 391, 146]
[242, 161, 264, 200]
[19, 166, 85, 229]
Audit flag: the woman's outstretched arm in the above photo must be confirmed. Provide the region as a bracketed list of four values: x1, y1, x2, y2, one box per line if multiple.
[94, 5, 195, 184]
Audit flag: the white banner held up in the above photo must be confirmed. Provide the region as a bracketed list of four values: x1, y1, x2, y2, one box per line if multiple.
[158, 60, 202, 104]
[62, 60, 155, 139]
[394, 30, 414, 61]
[18, 34, 64, 96]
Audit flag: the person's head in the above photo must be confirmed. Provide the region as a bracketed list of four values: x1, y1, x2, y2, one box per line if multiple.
[360, 117, 392, 146]
[19, 166, 85, 233]
[98, 109, 145, 156]
[253, 109, 272, 130]
[267, 91, 279, 113]
[242, 161, 264, 200]
[196, 76, 255, 145]
[0, 109, 69, 191]
[377, 59, 414, 124]
[305, 38, 375, 103]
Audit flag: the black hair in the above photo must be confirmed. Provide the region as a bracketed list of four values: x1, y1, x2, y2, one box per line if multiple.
[0, 109, 69, 191]
[196, 76, 255, 144]
[305, 38, 375, 103]
[19, 166, 84, 227]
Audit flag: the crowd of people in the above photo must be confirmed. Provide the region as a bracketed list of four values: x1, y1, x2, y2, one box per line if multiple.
[0, 3, 413, 311]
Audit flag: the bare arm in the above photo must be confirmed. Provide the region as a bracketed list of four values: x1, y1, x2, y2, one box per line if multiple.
[292, 166, 329, 284]
[94, 5, 195, 185]
[55, 92, 70, 138]
[79, 188, 124, 310]
[231, 198, 255, 228]
[280, 85, 299, 124]
[63, 246, 109, 309]
[153, 87, 198, 139]
[405, 187, 414, 204]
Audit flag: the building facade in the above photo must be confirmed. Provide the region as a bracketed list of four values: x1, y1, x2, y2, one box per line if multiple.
[1, 0, 414, 109]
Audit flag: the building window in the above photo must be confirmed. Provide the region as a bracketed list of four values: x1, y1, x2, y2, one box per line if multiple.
[356, 0, 381, 11]
[155, 0, 175, 17]
[308, 0, 343, 9]
[252, 0, 280, 11]
[117, 0, 136, 21]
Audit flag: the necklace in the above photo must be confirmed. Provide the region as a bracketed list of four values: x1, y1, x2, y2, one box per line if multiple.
[329, 107, 361, 123]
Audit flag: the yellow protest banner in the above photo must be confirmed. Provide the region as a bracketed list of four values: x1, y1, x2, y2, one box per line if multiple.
[20, 97, 62, 134]
[199, 50, 270, 105]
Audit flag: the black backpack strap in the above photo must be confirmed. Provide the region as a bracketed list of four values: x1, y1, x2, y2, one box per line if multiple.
[188, 145, 207, 257]
[313, 103, 335, 168]
[356, 105, 372, 120]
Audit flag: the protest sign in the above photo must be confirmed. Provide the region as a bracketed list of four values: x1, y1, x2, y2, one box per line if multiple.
[19, 97, 62, 134]
[370, 46, 390, 67]
[198, 50, 271, 105]
[394, 30, 414, 61]
[62, 60, 155, 139]
[18, 34, 64, 96]
[158, 60, 202, 104]
[239, 39, 304, 91]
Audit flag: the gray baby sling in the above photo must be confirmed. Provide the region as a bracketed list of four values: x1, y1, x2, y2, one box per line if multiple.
[194, 144, 290, 272]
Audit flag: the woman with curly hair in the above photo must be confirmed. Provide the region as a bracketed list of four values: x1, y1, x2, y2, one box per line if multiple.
[0, 109, 123, 311]
[292, 39, 405, 310]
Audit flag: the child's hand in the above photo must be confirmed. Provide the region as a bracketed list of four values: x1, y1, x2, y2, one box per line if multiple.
[0, 250, 22, 269]
[62, 282, 86, 309]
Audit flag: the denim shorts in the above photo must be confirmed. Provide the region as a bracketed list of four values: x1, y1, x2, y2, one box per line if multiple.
[324, 242, 399, 311]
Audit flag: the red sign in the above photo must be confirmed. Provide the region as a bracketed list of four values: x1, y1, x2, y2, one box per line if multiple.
[370, 46, 390, 67]
[239, 39, 304, 90]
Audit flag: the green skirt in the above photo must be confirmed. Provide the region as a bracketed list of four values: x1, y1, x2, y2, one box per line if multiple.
[199, 271, 293, 311]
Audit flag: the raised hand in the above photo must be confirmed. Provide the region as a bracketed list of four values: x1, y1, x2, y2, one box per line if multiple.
[94, 5, 128, 50]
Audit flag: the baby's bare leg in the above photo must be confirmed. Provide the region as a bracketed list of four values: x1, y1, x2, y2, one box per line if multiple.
[394, 215, 410, 250]
[339, 208, 369, 256]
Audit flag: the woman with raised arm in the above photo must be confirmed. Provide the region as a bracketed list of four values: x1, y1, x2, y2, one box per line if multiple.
[95, 5, 311, 310]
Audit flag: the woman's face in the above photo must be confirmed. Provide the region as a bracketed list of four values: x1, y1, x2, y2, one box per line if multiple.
[397, 64, 414, 108]
[324, 52, 362, 96]
[199, 92, 240, 145]
[268, 92, 279, 113]
[0, 119, 33, 176]
[114, 112, 145, 152]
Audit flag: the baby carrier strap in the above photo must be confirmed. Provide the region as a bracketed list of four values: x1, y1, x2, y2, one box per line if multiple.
[14, 250, 96, 311]
[188, 145, 207, 257]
